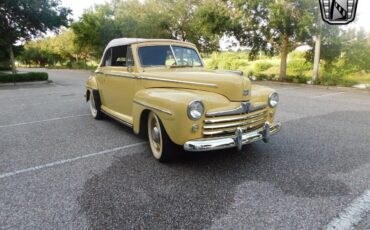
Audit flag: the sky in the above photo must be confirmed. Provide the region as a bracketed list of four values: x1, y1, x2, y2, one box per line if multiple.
[61, 0, 107, 19]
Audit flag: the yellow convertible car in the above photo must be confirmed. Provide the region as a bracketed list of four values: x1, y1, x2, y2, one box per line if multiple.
[86, 38, 281, 161]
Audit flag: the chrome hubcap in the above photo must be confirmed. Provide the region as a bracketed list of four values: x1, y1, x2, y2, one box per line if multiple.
[90, 94, 97, 117]
[148, 112, 162, 159]
[152, 126, 160, 143]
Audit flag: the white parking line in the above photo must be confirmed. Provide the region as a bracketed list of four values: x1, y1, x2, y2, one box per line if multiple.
[312, 92, 346, 98]
[0, 114, 90, 128]
[0, 142, 146, 179]
[325, 189, 370, 230]
[277, 87, 301, 91]
[1, 98, 80, 109]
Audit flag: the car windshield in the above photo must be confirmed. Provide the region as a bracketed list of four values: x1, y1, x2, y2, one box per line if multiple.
[138, 45, 203, 67]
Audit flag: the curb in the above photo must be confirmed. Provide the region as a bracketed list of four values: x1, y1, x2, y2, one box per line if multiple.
[0, 80, 52, 87]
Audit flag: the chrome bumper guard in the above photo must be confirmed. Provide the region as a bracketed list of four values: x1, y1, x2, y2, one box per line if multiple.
[184, 122, 281, 152]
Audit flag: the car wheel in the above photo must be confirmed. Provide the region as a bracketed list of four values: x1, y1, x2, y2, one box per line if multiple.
[89, 92, 103, 120]
[147, 111, 175, 162]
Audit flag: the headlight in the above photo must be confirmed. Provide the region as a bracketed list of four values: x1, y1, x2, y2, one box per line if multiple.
[187, 100, 204, 120]
[268, 92, 279, 108]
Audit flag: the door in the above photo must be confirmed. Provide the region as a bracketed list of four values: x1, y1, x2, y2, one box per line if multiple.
[98, 45, 137, 121]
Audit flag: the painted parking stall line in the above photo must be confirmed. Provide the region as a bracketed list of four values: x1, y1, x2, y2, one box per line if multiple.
[311, 92, 346, 98]
[325, 189, 370, 230]
[0, 142, 147, 179]
[0, 114, 90, 128]
[1, 98, 81, 109]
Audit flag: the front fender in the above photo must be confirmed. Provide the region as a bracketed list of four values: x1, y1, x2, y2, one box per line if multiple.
[132, 88, 230, 145]
[86, 75, 99, 90]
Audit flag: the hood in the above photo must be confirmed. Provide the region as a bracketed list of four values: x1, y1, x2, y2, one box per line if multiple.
[139, 68, 251, 102]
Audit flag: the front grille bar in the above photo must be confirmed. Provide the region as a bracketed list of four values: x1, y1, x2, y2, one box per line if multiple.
[204, 117, 266, 130]
[204, 111, 267, 124]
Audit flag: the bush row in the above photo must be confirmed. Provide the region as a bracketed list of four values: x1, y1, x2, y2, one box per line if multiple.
[249, 72, 357, 87]
[0, 72, 48, 83]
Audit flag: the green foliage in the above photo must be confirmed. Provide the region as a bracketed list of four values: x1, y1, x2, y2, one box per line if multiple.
[342, 38, 370, 72]
[0, 0, 71, 46]
[204, 52, 250, 70]
[305, 24, 342, 68]
[18, 30, 91, 67]
[287, 59, 312, 72]
[255, 62, 273, 72]
[231, 0, 316, 80]
[71, 0, 233, 58]
[72, 4, 121, 59]
[231, 0, 315, 57]
[286, 73, 310, 84]
[0, 72, 48, 83]
[315, 69, 358, 87]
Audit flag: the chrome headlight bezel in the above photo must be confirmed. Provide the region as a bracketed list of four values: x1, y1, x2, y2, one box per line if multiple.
[268, 92, 279, 108]
[187, 100, 204, 120]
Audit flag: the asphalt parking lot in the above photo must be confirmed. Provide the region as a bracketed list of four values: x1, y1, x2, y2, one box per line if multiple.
[1, 69, 369, 230]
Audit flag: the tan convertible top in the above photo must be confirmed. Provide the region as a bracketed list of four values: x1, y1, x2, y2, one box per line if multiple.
[106, 38, 193, 49]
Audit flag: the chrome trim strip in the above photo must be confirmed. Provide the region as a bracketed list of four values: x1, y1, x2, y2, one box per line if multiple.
[206, 104, 247, 117]
[203, 117, 266, 130]
[203, 121, 266, 136]
[137, 76, 218, 88]
[204, 111, 267, 124]
[133, 100, 173, 116]
[105, 71, 136, 79]
[184, 122, 281, 152]
[249, 104, 267, 113]
[206, 103, 267, 117]
[100, 109, 133, 128]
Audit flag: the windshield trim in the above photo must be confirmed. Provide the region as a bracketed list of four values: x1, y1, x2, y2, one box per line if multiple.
[137, 44, 204, 68]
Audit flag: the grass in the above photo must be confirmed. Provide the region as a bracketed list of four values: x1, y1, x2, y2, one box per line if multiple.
[0, 72, 48, 83]
[346, 72, 370, 84]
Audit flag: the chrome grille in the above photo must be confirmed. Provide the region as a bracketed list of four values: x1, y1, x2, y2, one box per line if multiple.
[203, 107, 267, 137]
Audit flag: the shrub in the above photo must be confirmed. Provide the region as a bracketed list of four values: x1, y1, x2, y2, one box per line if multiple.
[286, 73, 311, 83]
[316, 71, 358, 87]
[287, 59, 312, 72]
[255, 62, 273, 72]
[0, 72, 48, 83]
[254, 73, 275, 80]
[289, 51, 306, 59]
[230, 59, 248, 70]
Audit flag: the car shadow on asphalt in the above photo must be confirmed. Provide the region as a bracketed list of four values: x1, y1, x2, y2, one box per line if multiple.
[78, 111, 370, 229]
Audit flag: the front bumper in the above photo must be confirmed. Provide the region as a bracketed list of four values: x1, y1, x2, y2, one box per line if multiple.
[184, 122, 281, 152]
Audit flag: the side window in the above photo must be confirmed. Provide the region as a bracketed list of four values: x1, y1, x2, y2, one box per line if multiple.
[111, 45, 128, 67]
[102, 48, 112, 67]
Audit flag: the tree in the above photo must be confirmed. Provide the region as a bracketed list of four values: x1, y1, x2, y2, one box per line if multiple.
[71, 4, 121, 59]
[0, 0, 70, 73]
[305, 24, 342, 70]
[342, 30, 370, 72]
[187, 0, 234, 53]
[231, 0, 315, 80]
[72, 0, 232, 58]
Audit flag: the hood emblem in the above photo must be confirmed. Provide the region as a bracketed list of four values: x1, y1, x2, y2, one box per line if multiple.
[243, 90, 249, 96]
[241, 102, 251, 113]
